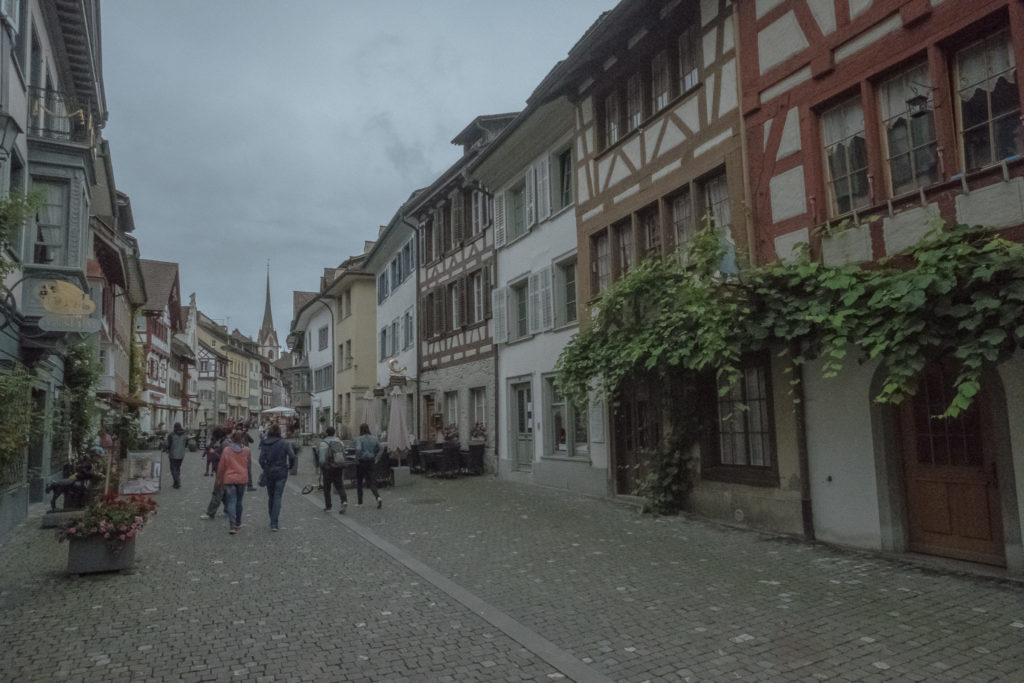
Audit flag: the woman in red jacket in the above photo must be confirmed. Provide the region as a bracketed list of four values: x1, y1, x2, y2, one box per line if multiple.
[217, 429, 251, 535]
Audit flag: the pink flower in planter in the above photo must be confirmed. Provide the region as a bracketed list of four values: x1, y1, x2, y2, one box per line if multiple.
[68, 527, 76, 534]
[119, 534, 126, 541]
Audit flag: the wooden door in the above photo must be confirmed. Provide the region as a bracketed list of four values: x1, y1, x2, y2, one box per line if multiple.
[512, 383, 533, 471]
[900, 363, 1005, 566]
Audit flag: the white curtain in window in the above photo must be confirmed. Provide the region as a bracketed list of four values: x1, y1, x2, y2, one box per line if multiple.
[881, 63, 931, 122]
[958, 32, 1015, 97]
[822, 98, 864, 146]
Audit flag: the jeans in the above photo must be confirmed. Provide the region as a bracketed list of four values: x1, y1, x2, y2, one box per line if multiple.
[224, 484, 245, 528]
[205, 482, 228, 517]
[266, 475, 286, 527]
[322, 466, 347, 509]
[355, 459, 378, 505]
[169, 457, 183, 487]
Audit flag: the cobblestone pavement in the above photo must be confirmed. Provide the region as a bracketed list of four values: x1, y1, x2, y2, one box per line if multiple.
[1, 447, 1022, 682]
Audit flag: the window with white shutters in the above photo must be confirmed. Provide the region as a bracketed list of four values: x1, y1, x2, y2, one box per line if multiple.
[493, 191, 506, 247]
[525, 165, 537, 227]
[527, 272, 542, 334]
[536, 156, 551, 223]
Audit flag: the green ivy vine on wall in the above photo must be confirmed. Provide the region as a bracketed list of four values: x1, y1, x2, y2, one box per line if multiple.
[0, 363, 34, 488]
[555, 221, 1024, 512]
[63, 338, 100, 459]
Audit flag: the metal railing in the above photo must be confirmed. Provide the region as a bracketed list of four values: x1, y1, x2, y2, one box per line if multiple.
[27, 86, 93, 143]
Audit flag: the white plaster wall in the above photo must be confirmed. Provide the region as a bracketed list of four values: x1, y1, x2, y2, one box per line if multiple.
[804, 355, 884, 549]
[758, 12, 809, 74]
[306, 304, 334, 422]
[375, 245, 417, 390]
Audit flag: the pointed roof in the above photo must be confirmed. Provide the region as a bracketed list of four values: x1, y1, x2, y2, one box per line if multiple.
[260, 264, 274, 335]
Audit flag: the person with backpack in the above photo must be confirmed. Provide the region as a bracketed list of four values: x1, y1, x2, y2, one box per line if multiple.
[258, 424, 296, 531]
[318, 427, 349, 514]
[354, 423, 382, 509]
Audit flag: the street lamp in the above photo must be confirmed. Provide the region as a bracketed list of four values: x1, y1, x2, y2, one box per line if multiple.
[0, 111, 22, 159]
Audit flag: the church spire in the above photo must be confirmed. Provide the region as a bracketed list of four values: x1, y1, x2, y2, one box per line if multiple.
[260, 262, 274, 334]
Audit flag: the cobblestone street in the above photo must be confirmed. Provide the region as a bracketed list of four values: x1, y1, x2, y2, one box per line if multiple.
[1, 450, 1022, 682]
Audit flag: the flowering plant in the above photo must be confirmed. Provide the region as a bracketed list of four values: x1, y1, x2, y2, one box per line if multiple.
[58, 493, 157, 549]
[470, 422, 487, 440]
[442, 423, 459, 442]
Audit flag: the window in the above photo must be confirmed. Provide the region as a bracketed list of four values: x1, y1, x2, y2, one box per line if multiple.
[671, 188, 695, 250]
[32, 181, 67, 265]
[469, 387, 486, 430]
[402, 240, 414, 278]
[546, 377, 588, 456]
[317, 325, 328, 351]
[626, 72, 643, 132]
[554, 258, 577, 326]
[508, 180, 527, 241]
[420, 216, 435, 264]
[822, 97, 869, 214]
[510, 280, 529, 340]
[591, 230, 610, 295]
[613, 219, 634, 276]
[379, 327, 388, 360]
[390, 257, 401, 291]
[391, 320, 399, 356]
[881, 64, 938, 195]
[604, 91, 621, 147]
[556, 148, 573, 210]
[639, 206, 660, 257]
[443, 391, 459, 428]
[344, 339, 352, 369]
[652, 50, 671, 112]
[471, 189, 490, 236]
[377, 271, 389, 304]
[447, 280, 461, 330]
[956, 31, 1021, 172]
[403, 310, 413, 349]
[313, 364, 333, 392]
[715, 360, 774, 470]
[678, 24, 700, 93]
[469, 270, 484, 324]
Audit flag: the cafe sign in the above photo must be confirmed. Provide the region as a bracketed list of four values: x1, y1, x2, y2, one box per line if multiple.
[35, 280, 101, 333]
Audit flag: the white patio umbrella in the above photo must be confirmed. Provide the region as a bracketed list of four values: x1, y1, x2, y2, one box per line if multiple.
[387, 386, 411, 465]
[261, 405, 296, 415]
[361, 389, 380, 435]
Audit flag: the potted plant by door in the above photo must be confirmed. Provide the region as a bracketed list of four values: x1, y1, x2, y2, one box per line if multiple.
[58, 493, 157, 574]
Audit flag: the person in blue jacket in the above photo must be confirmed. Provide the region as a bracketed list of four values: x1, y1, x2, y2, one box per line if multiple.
[354, 423, 382, 509]
[258, 424, 296, 531]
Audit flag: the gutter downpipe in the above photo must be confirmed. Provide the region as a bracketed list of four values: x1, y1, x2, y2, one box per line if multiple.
[790, 341, 815, 540]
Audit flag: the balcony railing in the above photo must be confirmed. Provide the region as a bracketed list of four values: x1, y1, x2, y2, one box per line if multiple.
[27, 87, 93, 144]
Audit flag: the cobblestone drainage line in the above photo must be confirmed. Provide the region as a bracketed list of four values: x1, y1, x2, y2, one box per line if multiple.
[289, 480, 612, 683]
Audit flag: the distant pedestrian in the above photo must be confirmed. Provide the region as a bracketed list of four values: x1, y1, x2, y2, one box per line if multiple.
[354, 423, 382, 509]
[165, 422, 187, 489]
[258, 424, 296, 531]
[217, 429, 251, 535]
[317, 427, 348, 514]
[200, 428, 229, 520]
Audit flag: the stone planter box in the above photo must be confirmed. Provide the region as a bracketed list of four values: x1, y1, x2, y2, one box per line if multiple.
[67, 536, 136, 574]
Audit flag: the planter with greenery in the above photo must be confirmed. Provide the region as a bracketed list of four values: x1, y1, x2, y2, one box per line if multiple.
[58, 493, 157, 573]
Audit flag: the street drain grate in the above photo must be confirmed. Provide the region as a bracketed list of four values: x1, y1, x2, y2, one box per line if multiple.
[407, 498, 444, 505]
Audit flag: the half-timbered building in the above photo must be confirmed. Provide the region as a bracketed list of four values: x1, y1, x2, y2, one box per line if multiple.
[137, 259, 182, 432]
[737, 0, 1024, 574]
[410, 114, 515, 456]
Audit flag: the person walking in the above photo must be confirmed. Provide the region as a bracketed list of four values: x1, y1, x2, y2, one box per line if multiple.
[258, 424, 295, 531]
[217, 429, 250, 534]
[200, 427, 229, 520]
[354, 423, 382, 509]
[317, 427, 349, 514]
[165, 422, 188, 489]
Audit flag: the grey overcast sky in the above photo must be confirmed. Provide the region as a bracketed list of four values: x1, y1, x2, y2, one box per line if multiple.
[100, 0, 617, 342]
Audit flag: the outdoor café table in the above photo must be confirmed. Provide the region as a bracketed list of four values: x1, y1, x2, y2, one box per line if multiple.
[420, 448, 443, 475]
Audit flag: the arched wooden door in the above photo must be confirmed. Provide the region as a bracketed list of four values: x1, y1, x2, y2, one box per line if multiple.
[899, 363, 1005, 566]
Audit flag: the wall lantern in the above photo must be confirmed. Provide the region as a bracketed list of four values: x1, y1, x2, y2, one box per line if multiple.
[0, 110, 22, 159]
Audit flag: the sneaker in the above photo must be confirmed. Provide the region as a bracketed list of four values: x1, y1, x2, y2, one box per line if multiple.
[376, 497, 382, 509]
[200, 514, 212, 520]
[339, 502, 347, 514]
[229, 527, 237, 535]
[271, 526, 279, 532]
[323, 506, 332, 512]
